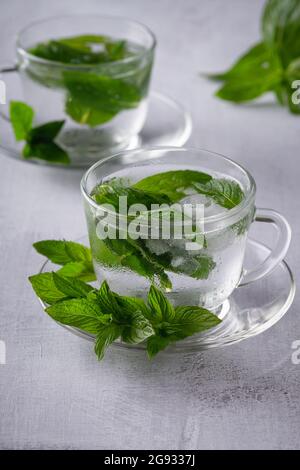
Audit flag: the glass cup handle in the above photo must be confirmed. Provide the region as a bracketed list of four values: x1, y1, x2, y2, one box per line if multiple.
[0, 63, 18, 121]
[239, 208, 291, 286]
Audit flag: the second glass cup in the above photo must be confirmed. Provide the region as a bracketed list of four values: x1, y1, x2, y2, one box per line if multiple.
[6, 15, 156, 165]
[81, 147, 291, 311]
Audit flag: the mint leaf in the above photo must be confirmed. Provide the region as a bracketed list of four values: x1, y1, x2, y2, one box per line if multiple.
[52, 272, 93, 298]
[114, 296, 154, 343]
[95, 323, 122, 360]
[29, 272, 93, 305]
[133, 170, 212, 202]
[262, 0, 300, 68]
[147, 336, 171, 358]
[93, 281, 153, 344]
[207, 42, 272, 81]
[46, 298, 104, 334]
[193, 178, 244, 209]
[23, 141, 69, 164]
[57, 262, 96, 282]
[146, 292, 221, 358]
[28, 120, 65, 141]
[24, 120, 69, 164]
[215, 68, 282, 103]
[33, 240, 92, 265]
[9, 101, 70, 164]
[33, 240, 96, 282]
[63, 71, 142, 127]
[10, 101, 34, 141]
[147, 285, 175, 322]
[172, 305, 222, 337]
[65, 97, 116, 127]
[29, 272, 69, 305]
[92, 178, 171, 207]
[206, 0, 300, 113]
[29, 35, 129, 65]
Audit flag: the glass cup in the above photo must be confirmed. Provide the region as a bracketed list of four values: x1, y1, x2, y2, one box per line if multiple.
[81, 147, 291, 311]
[1, 15, 156, 166]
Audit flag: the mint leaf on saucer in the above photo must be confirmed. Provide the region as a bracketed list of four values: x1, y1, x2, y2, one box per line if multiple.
[9, 101, 70, 164]
[29, 272, 70, 305]
[96, 281, 153, 343]
[57, 262, 96, 283]
[52, 272, 93, 298]
[29, 243, 222, 361]
[146, 285, 221, 358]
[33, 240, 96, 282]
[46, 298, 104, 334]
[10, 101, 34, 141]
[33, 239, 92, 264]
[147, 284, 175, 322]
[94, 323, 122, 360]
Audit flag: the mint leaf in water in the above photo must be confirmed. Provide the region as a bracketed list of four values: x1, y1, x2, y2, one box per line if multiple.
[134, 170, 244, 209]
[63, 71, 142, 127]
[193, 178, 244, 209]
[9, 101, 70, 164]
[134, 170, 212, 202]
[29, 35, 130, 65]
[10, 101, 34, 141]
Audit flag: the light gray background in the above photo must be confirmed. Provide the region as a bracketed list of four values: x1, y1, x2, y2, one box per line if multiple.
[0, 0, 299, 450]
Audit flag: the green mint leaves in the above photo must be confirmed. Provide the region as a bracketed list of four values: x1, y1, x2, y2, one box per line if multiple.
[134, 170, 244, 209]
[29, 35, 130, 65]
[207, 0, 300, 113]
[90, 171, 244, 288]
[29, 243, 221, 360]
[33, 240, 96, 282]
[27, 34, 150, 127]
[10, 100, 34, 140]
[9, 101, 70, 164]
[146, 287, 221, 357]
[63, 71, 142, 127]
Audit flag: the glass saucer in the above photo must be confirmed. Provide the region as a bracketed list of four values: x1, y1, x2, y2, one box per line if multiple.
[38, 237, 295, 353]
[0, 91, 192, 167]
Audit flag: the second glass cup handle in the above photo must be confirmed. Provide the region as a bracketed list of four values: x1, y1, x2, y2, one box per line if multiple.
[239, 208, 291, 286]
[0, 63, 18, 121]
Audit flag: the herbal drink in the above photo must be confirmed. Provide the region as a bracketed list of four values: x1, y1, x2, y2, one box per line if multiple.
[16, 17, 155, 165]
[83, 163, 253, 311]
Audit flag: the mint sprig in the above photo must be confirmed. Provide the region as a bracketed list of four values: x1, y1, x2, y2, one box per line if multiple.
[33, 239, 96, 282]
[90, 171, 244, 288]
[206, 0, 300, 113]
[29, 259, 221, 360]
[9, 101, 70, 164]
[27, 34, 151, 127]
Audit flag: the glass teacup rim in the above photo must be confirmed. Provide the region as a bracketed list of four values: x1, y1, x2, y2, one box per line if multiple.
[81, 146, 257, 226]
[16, 14, 156, 69]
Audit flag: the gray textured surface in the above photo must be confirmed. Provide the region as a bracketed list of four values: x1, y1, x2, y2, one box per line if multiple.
[0, 0, 299, 450]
